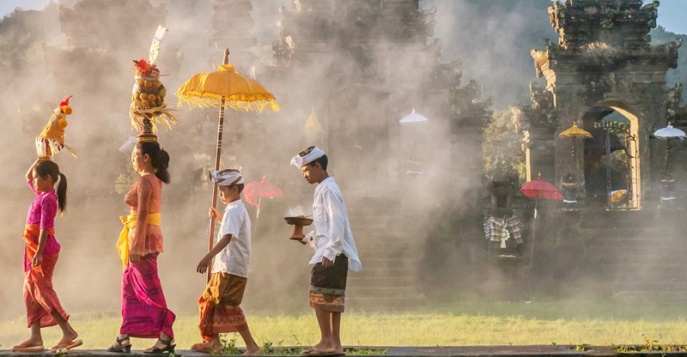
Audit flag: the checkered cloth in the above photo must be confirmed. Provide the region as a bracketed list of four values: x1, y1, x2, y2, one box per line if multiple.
[483, 216, 523, 246]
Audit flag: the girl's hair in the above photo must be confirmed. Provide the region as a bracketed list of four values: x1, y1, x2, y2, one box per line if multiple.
[137, 141, 171, 184]
[35, 160, 68, 213]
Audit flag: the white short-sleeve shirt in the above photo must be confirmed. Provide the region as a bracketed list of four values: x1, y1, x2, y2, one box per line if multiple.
[212, 200, 252, 277]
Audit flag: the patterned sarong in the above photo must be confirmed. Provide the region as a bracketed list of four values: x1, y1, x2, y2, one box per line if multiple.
[22, 224, 69, 328]
[198, 272, 248, 340]
[120, 255, 175, 338]
[309, 254, 348, 313]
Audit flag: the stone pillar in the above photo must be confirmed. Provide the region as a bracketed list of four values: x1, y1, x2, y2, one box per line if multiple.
[525, 127, 556, 182]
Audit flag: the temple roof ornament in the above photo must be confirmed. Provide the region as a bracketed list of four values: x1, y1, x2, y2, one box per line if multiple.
[548, 0, 659, 50]
[531, 1, 682, 79]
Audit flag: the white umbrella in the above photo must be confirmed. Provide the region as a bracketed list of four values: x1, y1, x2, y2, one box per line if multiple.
[399, 108, 428, 125]
[654, 124, 686, 174]
[400, 109, 429, 174]
[654, 124, 687, 139]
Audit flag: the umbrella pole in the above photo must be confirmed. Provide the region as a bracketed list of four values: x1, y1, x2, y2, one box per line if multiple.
[207, 102, 226, 282]
[606, 131, 611, 207]
[206, 50, 231, 282]
[530, 199, 537, 268]
[665, 139, 671, 175]
[573, 140, 579, 183]
[253, 196, 262, 240]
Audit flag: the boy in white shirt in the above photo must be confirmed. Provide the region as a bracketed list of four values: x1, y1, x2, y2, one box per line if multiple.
[290, 146, 362, 356]
[191, 169, 261, 355]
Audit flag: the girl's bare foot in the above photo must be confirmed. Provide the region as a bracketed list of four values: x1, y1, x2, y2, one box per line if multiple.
[245, 347, 262, 355]
[12, 339, 45, 352]
[62, 328, 79, 343]
[191, 341, 222, 353]
[53, 329, 79, 348]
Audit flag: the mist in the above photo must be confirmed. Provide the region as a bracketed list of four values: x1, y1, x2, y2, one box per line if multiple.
[1, 0, 686, 339]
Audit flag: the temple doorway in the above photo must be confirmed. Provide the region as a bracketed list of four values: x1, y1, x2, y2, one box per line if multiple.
[582, 105, 640, 209]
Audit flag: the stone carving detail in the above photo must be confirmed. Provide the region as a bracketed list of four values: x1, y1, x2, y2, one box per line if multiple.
[420, 6, 438, 40]
[430, 60, 462, 91]
[522, 82, 558, 130]
[548, 0, 659, 50]
[666, 83, 683, 121]
[577, 74, 610, 105]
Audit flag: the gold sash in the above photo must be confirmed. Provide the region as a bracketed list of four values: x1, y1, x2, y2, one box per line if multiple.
[117, 212, 161, 269]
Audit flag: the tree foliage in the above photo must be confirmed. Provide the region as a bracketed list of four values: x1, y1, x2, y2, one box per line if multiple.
[483, 107, 526, 183]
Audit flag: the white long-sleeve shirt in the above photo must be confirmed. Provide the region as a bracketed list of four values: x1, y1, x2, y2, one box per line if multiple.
[302, 177, 362, 272]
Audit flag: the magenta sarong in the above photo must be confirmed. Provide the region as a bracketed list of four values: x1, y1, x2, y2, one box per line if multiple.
[120, 255, 175, 338]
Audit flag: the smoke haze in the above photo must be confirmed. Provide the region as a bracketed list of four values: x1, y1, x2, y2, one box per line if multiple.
[1, 1, 687, 344]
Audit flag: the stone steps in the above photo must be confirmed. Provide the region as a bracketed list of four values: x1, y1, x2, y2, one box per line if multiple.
[343, 198, 426, 309]
[577, 209, 687, 296]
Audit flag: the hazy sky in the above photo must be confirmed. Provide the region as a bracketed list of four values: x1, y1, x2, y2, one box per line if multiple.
[2, 0, 687, 35]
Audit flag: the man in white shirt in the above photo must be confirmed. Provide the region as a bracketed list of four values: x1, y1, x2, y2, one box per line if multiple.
[191, 169, 260, 355]
[291, 146, 362, 356]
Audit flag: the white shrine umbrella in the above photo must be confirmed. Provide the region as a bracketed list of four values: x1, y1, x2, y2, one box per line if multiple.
[399, 108, 428, 125]
[654, 124, 687, 139]
[654, 124, 686, 174]
[399, 109, 429, 175]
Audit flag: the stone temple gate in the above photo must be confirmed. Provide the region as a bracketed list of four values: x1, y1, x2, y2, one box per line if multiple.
[528, 0, 682, 210]
[518, 0, 687, 297]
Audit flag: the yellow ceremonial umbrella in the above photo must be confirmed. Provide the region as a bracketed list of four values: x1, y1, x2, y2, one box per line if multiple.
[558, 123, 592, 185]
[559, 123, 592, 139]
[176, 49, 279, 280]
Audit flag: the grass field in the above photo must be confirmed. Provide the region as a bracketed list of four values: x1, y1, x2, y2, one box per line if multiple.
[1, 296, 686, 351]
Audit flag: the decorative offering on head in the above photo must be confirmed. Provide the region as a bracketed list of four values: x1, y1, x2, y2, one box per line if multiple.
[128, 25, 176, 133]
[35, 95, 77, 159]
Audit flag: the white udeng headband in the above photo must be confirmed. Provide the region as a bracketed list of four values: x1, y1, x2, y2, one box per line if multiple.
[290, 146, 325, 168]
[210, 170, 244, 186]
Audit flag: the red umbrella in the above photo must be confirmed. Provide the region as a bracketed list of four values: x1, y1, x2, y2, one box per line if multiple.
[520, 178, 564, 201]
[520, 177, 563, 267]
[244, 176, 283, 218]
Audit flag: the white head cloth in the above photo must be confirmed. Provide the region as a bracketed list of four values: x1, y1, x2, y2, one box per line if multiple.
[290, 146, 325, 168]
[210, 169, 244, 186]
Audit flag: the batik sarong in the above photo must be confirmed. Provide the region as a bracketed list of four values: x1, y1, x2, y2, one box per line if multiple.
[23, 224, 69, 328]
[120, 255, 175, 338]
[198, 272, 248, 340]
[309, 254, 348, 313]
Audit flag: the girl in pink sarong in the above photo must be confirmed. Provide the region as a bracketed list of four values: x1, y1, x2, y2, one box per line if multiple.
[109, 140, 176, 354]
[13, 159, 81, 353]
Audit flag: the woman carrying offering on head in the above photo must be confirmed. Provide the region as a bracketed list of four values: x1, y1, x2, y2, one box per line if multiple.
[109, 128, 176, 354]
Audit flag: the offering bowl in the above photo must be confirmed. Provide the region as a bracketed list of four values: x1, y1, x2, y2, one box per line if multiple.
[284, 216, 313, 240]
